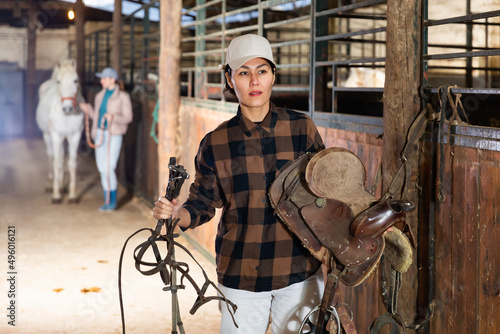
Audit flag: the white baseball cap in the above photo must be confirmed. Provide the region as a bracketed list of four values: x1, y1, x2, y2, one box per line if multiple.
[225, 34, 276, 70]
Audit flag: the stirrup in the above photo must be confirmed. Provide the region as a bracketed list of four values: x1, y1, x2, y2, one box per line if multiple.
[298, 305, 341, 334]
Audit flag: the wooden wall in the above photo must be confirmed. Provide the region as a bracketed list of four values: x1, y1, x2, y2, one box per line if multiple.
[170, 100, 500, 333]
[419, 140, 500, 333]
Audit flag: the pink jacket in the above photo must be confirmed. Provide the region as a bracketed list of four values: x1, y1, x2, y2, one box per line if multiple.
[87, 87, 133, 139]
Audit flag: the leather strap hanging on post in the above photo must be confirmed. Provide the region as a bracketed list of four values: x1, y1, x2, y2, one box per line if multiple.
[370, 103, 435, 334]
[437, 86, 448, 203]
[381, 104, 432, 202]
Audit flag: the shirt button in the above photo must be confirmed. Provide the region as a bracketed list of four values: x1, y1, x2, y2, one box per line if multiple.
[255, 266, 259, 270]
[260, 153, 263, 158]
[260, 221, 264, 225]
[258, 243, 261, 248]
[263, 175, 266, 180]
[262, 198, 266, 203]
[256, 126, 261, 131]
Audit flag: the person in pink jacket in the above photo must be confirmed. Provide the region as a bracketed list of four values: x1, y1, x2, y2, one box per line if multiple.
[80, 67, 133, 211]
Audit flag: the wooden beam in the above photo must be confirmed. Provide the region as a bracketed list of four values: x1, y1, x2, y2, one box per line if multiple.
[25, 0, 37, 137]
[0, 1, 29, 10]
[75, 0, 86, 97]
[112, 0, 122, 73]
[158, 0, 182, 193]
[383, 0, 422, 330]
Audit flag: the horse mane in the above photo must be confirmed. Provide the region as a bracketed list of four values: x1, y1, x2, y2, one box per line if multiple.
[51, 59, 77, 80]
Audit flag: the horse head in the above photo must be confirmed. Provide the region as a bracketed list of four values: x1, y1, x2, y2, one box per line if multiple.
[55, 60, 80, 115]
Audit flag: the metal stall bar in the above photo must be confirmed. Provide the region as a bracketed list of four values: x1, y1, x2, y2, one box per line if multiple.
[72, 1, 160, 84]
[180, 0, 312, 103]
[315, 26, 387, 42]
[423, 7, 500, 89]
[142, 7, 150, 84]
[421, 0, 500, 150]
[195, 0, 206, 99]
[316, 0, 386, 18]
[187, 0, 222, 13]
[424, 10, 500, 27]
[129, 16, 135, 86]
[221, 0, 226, 102]
[310, 0, 387, 120]
[425, 49, 500, 60]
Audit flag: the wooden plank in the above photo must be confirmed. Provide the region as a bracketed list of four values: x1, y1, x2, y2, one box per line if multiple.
[417, 142, 433, 324]
[432, 143, 455, 332]
[478, 149, 500, 332]
[450, 147, 480, 332]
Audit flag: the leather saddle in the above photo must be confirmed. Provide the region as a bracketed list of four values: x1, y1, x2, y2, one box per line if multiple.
[269, 147, 415, 333]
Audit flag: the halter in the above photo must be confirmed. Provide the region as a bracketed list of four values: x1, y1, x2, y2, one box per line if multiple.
[58, 91, 81, 117]
[61, 94, 77, 107]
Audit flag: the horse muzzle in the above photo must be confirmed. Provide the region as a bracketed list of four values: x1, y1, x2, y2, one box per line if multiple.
[63, 105, 75, 114]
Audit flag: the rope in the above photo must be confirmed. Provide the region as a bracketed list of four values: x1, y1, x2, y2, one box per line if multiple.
[84, 109, 113, 205]
[446, 85, 470, 125]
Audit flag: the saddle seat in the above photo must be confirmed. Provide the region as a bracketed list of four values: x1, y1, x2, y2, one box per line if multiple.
[269, 147, 414, 287]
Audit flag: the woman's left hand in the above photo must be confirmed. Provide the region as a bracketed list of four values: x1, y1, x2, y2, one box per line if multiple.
[104, 113, 114, 122]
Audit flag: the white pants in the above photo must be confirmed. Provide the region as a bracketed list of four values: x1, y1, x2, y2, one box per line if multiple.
[95, 130, 123, 191]
[218, 269, 324, 334]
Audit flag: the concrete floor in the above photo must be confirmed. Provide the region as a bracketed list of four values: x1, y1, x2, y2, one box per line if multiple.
[0, 138, 222, 333]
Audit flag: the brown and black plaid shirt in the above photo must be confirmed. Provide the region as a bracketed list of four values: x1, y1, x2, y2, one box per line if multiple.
[182, 103, 324, 292]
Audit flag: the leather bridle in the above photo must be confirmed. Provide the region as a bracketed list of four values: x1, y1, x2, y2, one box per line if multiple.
[118, 160, 238, 333]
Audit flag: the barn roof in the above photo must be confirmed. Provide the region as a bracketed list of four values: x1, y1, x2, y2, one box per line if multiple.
[0, 0, 113, 29]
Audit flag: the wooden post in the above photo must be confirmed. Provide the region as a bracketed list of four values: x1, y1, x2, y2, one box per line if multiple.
[25, 0, 37, 137]
[112, 0, 123, 74]
[75, 0, 86, 97]
[383, 0, 422, 330]
[158, 0, 182, 193]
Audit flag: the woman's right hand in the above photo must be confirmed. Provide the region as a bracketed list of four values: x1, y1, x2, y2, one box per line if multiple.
[153, 197, 181, 220]
[79, 103, 88, 114]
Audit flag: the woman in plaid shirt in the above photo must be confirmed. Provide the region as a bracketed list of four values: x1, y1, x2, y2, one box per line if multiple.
[153, 34, 325, 334]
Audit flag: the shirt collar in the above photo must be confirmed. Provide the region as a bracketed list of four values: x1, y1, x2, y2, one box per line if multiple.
[238, 103, 278, 137]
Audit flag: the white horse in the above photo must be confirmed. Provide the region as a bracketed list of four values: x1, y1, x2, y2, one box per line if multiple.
[36, 59, 84, 203]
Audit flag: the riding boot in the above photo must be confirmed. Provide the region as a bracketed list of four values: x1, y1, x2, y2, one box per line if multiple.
[107, 190, 117, 211]
[98, 190, 110, 211]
